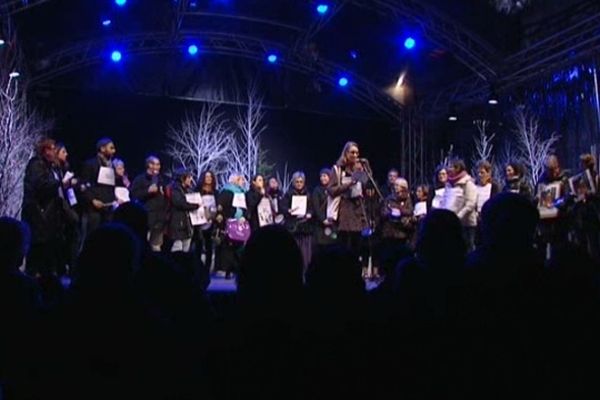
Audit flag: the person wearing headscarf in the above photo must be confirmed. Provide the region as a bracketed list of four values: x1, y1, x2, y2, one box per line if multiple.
[311, 168, 338, 252]
[281, 171, 314, 271]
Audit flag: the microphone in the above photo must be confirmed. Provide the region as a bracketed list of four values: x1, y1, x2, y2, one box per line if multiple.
[359, 158, 369, 163]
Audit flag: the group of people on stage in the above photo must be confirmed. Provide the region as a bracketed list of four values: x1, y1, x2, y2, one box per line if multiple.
[20, 136, 600, 280]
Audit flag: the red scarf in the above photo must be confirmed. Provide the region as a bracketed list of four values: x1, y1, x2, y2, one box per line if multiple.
[447, 170, 467, 186]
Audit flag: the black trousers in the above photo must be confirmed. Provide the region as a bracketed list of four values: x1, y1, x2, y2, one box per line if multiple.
[195, 228, 214, 270]
[339, 231, 362, 261]
[26, 239, 64, 277]
[215, 239, 243, 275]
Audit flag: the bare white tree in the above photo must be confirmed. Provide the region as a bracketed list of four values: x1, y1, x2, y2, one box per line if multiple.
[165, 102, 233, 183]
[513, 106, 560, 187]
[226, 83, 267, 185]
[0, 28, 51, 218]
[472, 120, 495, 165]
[493, 141, 519, 184]
[275, 162, 292, 193]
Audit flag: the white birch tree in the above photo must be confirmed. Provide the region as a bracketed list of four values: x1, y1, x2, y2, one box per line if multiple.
[165, 103, 233, 183]
[226, 83, 267, 186]
[513, 106, 560, 187]
[0, 27, 51, 218]
[472, 119, 495, 165]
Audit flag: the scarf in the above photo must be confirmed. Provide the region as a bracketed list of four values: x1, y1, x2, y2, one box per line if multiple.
[447, 170, 467, 186]
[222, 183, 245, 219]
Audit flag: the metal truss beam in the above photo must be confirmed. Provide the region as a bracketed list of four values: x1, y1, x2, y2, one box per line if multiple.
[0, 0, 51, 16]
[30, 31, 404, 122]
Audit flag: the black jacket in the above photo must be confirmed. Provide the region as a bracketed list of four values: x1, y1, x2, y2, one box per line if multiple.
[381, 194, 414, 240]
[168, 183, 199, 241]
[246, 188, 270, 231]
[311, 185, 337, 246]
[22, 156, 64, 243]
[80, 155, 116, 208]
[281, 187, 313, 235]
[131, 173, 169, 230]
[503, 176, 533, 202]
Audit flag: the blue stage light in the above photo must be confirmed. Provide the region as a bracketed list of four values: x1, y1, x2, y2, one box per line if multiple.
[111, 50, 122, 62]
[404, 37, 416, 50]
[267, 54, 278, 63]
[350, 50, 358, 59]
[188, 44, 199, 56]
[316, 4, 329, 14]
[102, 19, 112, 27]
[338, 76, 349, 87]
[115, 0, 127, 6]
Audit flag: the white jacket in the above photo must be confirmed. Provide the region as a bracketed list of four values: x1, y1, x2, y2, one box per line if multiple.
[441, 174, 478, 227]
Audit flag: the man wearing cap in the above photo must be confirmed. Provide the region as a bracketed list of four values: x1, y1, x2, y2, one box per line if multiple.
[80, 138, 118, 235]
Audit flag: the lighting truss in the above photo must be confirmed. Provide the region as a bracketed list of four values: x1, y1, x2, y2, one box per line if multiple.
[0, 0, 51, 16]
[30, 31, 405, 122]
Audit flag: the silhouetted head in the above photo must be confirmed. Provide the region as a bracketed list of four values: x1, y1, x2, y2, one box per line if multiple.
[76, 223, 141, 291]
[416, 209, 466, 269]
[113, 202, 149, 243]
[306, 245, 364, 309]
[238, 225, 303, 319]
[0, 217, 30, 273]
[480, 192, 539, 255]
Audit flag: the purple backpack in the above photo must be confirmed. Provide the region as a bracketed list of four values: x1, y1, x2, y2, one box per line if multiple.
[226, 218, 251, 243]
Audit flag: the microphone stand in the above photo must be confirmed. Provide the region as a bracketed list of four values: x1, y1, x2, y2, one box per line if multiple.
[359, 159, 382, 280]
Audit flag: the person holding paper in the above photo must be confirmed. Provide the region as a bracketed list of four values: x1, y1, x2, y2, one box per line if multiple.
[131, 155, 169, 252]
[22, 138, 65, 277]
[55, 142, 81, 273]
[266, 176, 284, 223]
[215, 173, 248, 279]
[246, 174, 272, 231]
[431, 165, 448, 209]
[327, 141, 368, 256]
[311, 168, 338, 250]
[381, 177, 414, 256]
[194, 170, 218, 269]
[475, 161, 501, 215]
[168, 169, 200, 253]
[281, 171, 313, 270]
[414, 184, 430, 221]
[79, 137, 117, 234]
[441, 159, 478, 251]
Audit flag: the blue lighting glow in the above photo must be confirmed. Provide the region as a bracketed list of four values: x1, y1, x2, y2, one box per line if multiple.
[316, 4, 329, 14]
[115, 0, 127, 6]
[350, 50, 358, 59]
[111, 50, 122, 62]
[102, 19, 112, 27]
[267, 54, 278, 63]
[188, 44, 199, 56]
[338, 76, 349, 87]
[404, 37, 416, 50]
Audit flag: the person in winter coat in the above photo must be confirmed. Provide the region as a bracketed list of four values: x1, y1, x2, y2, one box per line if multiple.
[536, 155, 570, 259]
[79, 138, 117, 235]
[55, 142, 80, 274]
[381, 168, 400, 198]
[311, 168, 338, 252]
[168, 169, 200, 253]
[282, 171, 314, 271]
[327, 141, 369, 257]
[246, 174, 273, 232]
[442, 159, 478, 251]
[215, 173, 248, 279]
[381, 177, 414, 246]
[130, 155, 169, 252]
[266, 176, 284, 223]
[193, 170, 218, 270]
[22, 138, 65, 277]
[475, 160, 501, 216]
[503, 161, 533, 201]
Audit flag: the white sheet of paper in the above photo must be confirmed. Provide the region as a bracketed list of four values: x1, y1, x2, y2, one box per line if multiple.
[537, 182, 561, 220]
[326, 196, 340, 221]
[476, 184, 492, 212]
[431, 188, 445, 209]
[63, 171, 75, 184]
[414, 201, 427, 217]
[442, 187, 463, 213]
[202, 195, 216, 210]
[115, 187, 130, 203]
[350, 181, 362, 198]
[186, 192, 207, 226]
[232, 193, 247, 209]
[291, 195, 308, 216]
[97, 166, 115, 186]
[258, 197, 274, 227]
[66, 188, 78, 206]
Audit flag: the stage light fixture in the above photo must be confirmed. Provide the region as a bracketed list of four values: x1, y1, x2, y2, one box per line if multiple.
[448, 115, 458, 121]
[267, 54, 278, 63]
[0, 39, 5, 46]
[350, 50, 358, 59]
[488, 87, 499, 105]
[188, 44, 199, 56]
[316, 4, 329, 14]
[404, 37, 416, 50]
[102, 19, 112, 27]
[111, 50, 122, 62]
[338, 76, 349, 87]
[115, 0, 127, 6]
[9, 72, 20, 78]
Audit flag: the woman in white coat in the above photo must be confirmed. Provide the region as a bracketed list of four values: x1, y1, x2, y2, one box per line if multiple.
[441, 158, 478, 251]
